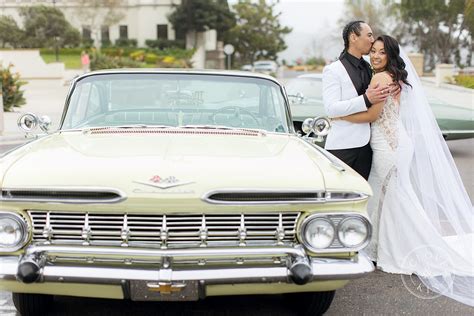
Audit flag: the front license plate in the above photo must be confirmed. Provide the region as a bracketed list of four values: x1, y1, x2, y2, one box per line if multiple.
[130, 280, 200, 301]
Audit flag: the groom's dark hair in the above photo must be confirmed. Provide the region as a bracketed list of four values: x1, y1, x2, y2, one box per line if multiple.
[339, 20, 365, 59]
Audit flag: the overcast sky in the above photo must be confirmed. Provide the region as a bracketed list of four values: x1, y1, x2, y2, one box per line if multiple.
[228, 0, 346, 62]
[276, 0, 346, 62]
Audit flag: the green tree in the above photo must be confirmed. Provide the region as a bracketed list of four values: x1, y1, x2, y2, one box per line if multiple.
[20, 5, 80, 48]
[462, 0, 473, 66]
[225, 0, 292, 64]
[339, 0, 393, 38]
[388, 0, 473, 69]
[75, 0, 125, 49]
[0, 16, 25, 48]
[169, 0, 236, 42]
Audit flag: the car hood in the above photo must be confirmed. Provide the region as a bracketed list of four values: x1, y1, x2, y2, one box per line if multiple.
[0, 130, 369, 208]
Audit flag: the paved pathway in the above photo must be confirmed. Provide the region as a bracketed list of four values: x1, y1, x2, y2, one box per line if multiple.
[0, 70, 80, 144]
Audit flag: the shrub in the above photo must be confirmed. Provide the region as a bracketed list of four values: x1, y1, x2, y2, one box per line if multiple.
[115, 38, 137, 47]
[129, 50, 146, 62]
[145, 39, 185, 50]
[90, 54, 142, 70]
[156, 55, 192, 68]
[102, 47, 137, 57]
[1, 64, 27, 112]
[160, 47, 194, 60]
[101, 39, 112, 48]
[81, 38, 94, 49]
[306, 56, 326, 66]
[144, 53, 159, 64]
[454, 75, 474, 89]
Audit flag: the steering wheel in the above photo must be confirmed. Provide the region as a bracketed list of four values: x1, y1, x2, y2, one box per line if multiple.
[211, 106, 260, 127]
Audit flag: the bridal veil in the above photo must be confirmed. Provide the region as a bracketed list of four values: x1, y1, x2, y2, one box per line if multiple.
[394, 47, 473, 306]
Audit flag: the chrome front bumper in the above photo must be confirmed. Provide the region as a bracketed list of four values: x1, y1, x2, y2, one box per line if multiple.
[0, 245, 374, 300]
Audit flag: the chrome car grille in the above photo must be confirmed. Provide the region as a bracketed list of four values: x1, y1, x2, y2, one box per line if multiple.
[28, 211, 300, 248]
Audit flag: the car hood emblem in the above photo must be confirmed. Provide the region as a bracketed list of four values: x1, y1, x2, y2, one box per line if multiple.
[134, 175, 194, 189]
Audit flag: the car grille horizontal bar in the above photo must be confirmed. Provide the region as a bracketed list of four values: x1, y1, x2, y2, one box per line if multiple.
[28, 211, 301, 248]
[203, 190, 368, 204]
[208, 192, 322, 202]
[1, 188, 125, 204]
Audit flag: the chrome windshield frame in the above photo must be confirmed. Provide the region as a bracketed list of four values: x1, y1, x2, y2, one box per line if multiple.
[59, 70, 294, 134]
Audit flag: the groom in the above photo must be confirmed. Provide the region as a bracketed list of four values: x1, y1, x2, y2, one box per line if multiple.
[322, 21, 390, 180]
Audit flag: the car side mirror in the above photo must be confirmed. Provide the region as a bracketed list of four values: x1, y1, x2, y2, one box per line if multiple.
[288, 92, 305, 105]
[301, 116, 331, 143]
[17, 113, 52, 136]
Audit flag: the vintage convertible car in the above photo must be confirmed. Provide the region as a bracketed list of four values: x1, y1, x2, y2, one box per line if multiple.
[0, 70, 373, 316]
[287, 73, 474, 144]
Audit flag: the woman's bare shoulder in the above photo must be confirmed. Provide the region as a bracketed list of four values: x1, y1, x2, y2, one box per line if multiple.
[371, 71, 393, 85]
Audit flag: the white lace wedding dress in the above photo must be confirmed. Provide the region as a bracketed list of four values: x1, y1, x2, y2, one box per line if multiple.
[364, 94, 400, 269]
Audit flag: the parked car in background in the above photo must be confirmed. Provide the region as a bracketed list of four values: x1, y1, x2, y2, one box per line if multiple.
[240, 64, 253, 71]
[1, 70, 374, 316]
[286, 73, 474, 145]
[253, 60, 278, 76]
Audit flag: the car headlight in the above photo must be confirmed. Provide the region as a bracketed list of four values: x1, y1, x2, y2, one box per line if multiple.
[301, 217, 335, 250]
[300, 213, 371, 252]
[0, 212, 29, 252]
[337, 216, 370, 248]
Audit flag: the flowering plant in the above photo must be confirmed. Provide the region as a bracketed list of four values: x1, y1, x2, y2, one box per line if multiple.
[1, 64, 26, 112]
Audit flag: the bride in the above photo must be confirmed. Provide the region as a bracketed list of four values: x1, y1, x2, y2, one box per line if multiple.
[334, 35, 473, 306]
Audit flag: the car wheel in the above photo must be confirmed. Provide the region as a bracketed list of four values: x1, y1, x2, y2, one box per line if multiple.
[12, 293, 54, 316]
[284, 290, 336, 316]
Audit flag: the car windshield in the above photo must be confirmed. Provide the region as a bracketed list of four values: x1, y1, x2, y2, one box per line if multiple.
[62, 73, 290, 133]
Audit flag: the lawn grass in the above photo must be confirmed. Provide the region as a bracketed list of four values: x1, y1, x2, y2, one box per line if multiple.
[41, 53, 81, 69]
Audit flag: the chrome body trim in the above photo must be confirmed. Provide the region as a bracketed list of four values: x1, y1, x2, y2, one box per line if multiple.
[0, 248, 374, 286]
[0, 187, 127, 204]
[325, 191, 369, 202]
[298, 213, 372, 253]
[202, 189, 368, 205]
[299, 137, 346, 172]
[60, 70, 292, 132]
[442, 130, 474, 134]
[23, 244, 308, 259]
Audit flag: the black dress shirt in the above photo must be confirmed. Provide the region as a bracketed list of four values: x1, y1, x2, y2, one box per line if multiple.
[339, 52, 373, 107]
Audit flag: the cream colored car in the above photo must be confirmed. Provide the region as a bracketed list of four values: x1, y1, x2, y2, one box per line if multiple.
[0, 70, 373, 316]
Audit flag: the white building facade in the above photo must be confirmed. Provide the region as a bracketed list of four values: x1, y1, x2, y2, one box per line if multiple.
[0, 0, 222, 69]
[0, 0, 182, 47]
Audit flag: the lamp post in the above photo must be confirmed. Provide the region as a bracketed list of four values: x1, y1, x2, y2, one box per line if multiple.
[223, 44, 234, 70]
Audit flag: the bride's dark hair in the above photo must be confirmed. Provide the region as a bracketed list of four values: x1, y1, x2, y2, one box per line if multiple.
[376, 35, 411, 88]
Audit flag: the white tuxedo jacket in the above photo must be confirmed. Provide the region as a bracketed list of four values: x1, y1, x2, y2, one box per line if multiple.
[322, 60, 370, 150]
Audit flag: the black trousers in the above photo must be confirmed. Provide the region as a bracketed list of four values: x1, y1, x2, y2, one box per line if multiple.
[328, 143, 373, 180]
